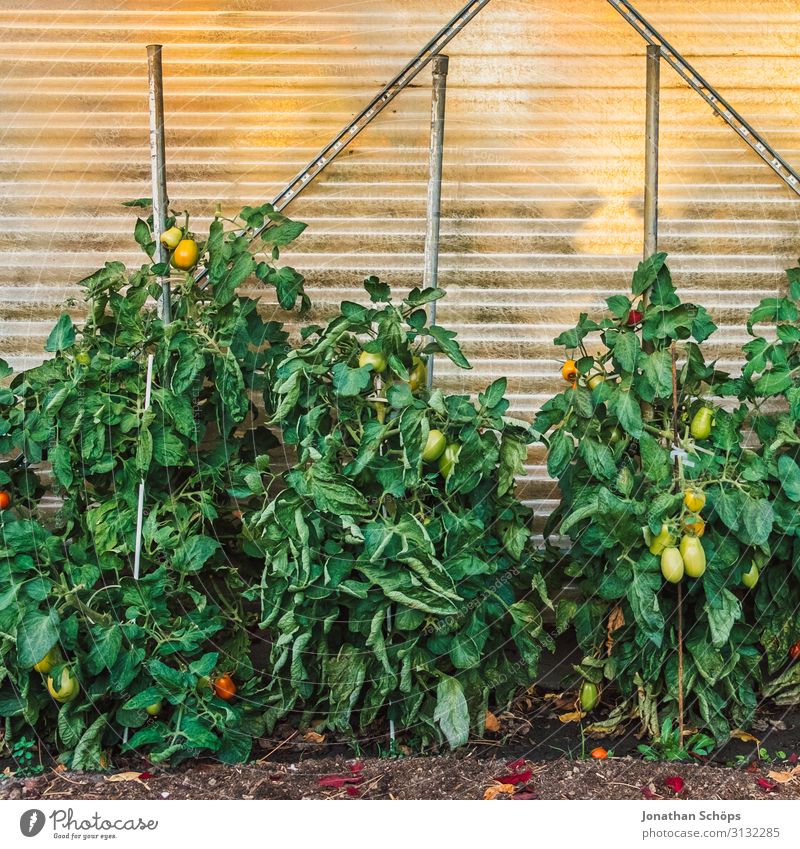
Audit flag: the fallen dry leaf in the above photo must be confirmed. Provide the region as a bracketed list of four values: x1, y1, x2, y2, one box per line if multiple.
[766, 765, 800, 784]
[606, 605, 625, 655]
[664, 776, 685, 795]
[105, 771, 146, 783]
[484, 783, 515, 800]
[494, 769, 532, 786]
[757, 778, 779, 793]
[730, 729, 759, 744]
[558, 710, 586, 724]
[303, 730, 326, 744]
[484, 710, 501, 733]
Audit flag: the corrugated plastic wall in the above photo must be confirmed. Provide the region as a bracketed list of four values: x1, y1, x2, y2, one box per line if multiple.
[2, 0, 800, 527]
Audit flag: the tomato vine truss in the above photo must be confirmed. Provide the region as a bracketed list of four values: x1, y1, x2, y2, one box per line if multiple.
[192, 0, 800, 287]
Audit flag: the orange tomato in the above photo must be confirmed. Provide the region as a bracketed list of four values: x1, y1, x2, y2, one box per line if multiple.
[682, 516, 705, 537]
[0, 491, 11, 510]
[561, 359, 579, 382]
[213, 673, 237, 701]
[171, 238, 200, 271]
[590, 747, 608, 760]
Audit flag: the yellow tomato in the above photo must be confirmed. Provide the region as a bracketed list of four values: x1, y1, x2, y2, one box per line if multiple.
[682, 516, 705, 538]
[358, 350, 387, 373]
[422, 429, 446, 462]
[33, 646, 62, 674]
[160, 226, 183, 249]
[661, 547, 684, 583]
[408, 356, 427, 392]
[561, 359, 578, 382]
[680, 535, 706, 578]
[587, 373, 606, 391]
[171, 238, 200, 270]
[46, 668, 79, 703]
[683, 488, 706, 513]
[145, 701, 163, 717]
[649, 523, 675, 556]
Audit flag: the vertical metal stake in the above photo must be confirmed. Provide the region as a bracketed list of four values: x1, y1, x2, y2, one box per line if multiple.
[423, 55, 449, 390]
[643, 44, 660, 268]
[147, 44, 170, 324]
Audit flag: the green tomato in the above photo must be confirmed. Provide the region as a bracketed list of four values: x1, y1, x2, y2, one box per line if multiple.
[438, 443, 461, 480]
[422, 428, 446, 462]
[145, 701, 163, 717]
[358, 350, 387, 373]
[660, 547, 684, 584]
[160, 225, 183, 249]
[690, 406, 713, 440]
[579, 681, 599, 712]
[649, 522, 675, 556]
[742, 564, 759, 589]
[587, 373, 606, 391]
[75, 352, 91, 367]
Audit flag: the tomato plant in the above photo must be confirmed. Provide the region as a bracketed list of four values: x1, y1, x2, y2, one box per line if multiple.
[0, 200, 309, 766]
[535, 253, 765, 742]
[241, 278, 551, 749]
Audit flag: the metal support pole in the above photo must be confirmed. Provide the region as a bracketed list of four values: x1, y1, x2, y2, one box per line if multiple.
[423, 54, 449, 390]
[147, 44, 170, 324]
[643, 44, 660, 265]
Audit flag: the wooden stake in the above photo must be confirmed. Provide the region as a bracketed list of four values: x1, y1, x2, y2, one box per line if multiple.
[670, 340, 685, 743]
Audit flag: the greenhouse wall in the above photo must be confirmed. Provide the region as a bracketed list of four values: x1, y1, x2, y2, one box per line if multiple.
[1, 0, 799, 530]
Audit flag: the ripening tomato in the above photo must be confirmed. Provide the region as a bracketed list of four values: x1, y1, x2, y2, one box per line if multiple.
[661, 547, 684, 583]
[408, 356, 427, 392]
[790, 642, 800, 661]
[422, 428, 446, 462]
[742, 564, 759, 589]
[579, 681, 599, 712]
[439, 443, 461, 480]
[213, 674, 237, 701]
[683, 488, 706, 513]
[47, 668, 79, 703]
[682, 516, 705, 537]
[690, 407, 713, 440]
[627, 309, 643, 327]
[0, 491, 11, 510]
[649, 523, 675, 556]
[171, 238, 200, 270]
[160, 225, 183, 249]
[587, 372, 606, 390]
[680, 535, 706, 578]
[561, 359, 579, 382]
[590, 747, 608, 760]
[358, 350, 387, 373]
[33, 646, 62, 674]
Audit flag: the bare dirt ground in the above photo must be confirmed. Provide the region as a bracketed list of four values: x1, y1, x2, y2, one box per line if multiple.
[2, 754, 799, 801]
[2, 698, 799, 801]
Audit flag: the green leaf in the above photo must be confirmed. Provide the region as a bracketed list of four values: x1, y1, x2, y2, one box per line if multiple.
[778, 454, 800, 502]
[705, 589, 741, 648]
[174, 535, 221, 573]
[434, 676, 470, 748]
[613, 332, 640, 372]
[627, 565, 664, 647]
[643, 349, 673, 397]
[364, 275, 391, 302]
[426, 325, 471, 370]
[614, 389, 643, 438]
[50, 443, 74, 489]
[216, 350, 249, 421]
[71, 714, 109, 770]
[631, 252, 668, 296]
[498, 433, 527, 497]
[262, 220, 307, 246]
[215, 252, 255, 305]
[45, 314, 76, 353]
[16, 608, 59, 668]
[332, 362, 371, 397]
[578, 439, 616, 481]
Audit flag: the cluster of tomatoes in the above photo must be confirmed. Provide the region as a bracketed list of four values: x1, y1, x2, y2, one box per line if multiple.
[358, 349, 461, 481]
[31, 645, 236, 712]
[160, 225, 200, 271]
[649, 489, 708, 584]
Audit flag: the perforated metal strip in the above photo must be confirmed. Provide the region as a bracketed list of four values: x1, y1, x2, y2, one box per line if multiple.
[607, 0, 800, 197]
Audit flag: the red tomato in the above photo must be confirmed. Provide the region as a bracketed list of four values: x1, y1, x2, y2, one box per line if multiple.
[213, 674, 237, 701]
